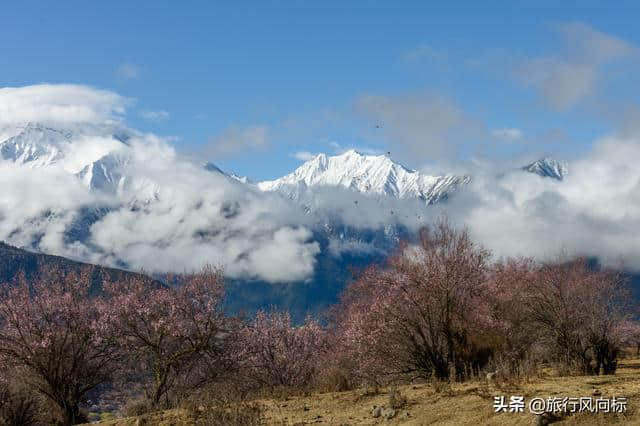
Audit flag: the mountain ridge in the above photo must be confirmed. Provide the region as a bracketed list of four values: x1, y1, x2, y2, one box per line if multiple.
[257, 149, 471, 205]
[522, 157, 568, 180]
[0, 241, 154, 290]
[0, 123, 567, 204]
[0, 122, 570, 281]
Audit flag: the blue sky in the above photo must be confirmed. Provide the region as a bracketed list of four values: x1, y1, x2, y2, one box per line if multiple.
[2, 1, 640, 180]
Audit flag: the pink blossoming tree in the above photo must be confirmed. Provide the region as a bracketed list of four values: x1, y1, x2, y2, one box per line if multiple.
[104, 265, 232, 408]
[0, 267, 118, 425]
[332, 220, 494, 383]
[236, 309, 328, 391]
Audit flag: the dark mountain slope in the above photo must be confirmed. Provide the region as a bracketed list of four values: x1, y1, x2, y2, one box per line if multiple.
[0, 241, 152, 291]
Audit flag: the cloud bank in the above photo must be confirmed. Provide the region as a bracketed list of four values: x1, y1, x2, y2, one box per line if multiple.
[3, 81, 640, 282]
[0, 84, 129, 126]
[514, 22, 637, 109]
[443, 132, 640, 269]
[353, 92, 485, 165]
[0, 85, 318, 283]
[204, 124, 269, 158]
[491, 128, 522, 141]
[140, 110, 170, 121]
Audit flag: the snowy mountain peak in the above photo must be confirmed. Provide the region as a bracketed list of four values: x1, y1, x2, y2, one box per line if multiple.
[0, 122, 73, 168]
[523, 157, 568, 180]
[76, 153, 128, 193]
[258, 150, 469, 204]
[0, 122, 134, 194]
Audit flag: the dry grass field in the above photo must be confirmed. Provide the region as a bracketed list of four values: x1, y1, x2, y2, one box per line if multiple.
[91, 355, 640, 426]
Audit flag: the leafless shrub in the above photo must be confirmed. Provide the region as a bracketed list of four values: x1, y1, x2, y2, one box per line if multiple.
[191, 402, 264, 426]
[432, 380, 453, 396]
[388, 388, 407, 409]
[123, 396, 155, 418]
[0, 383, 44, 426]
[315, 367, 352, 393]
[182, 388, 264, 426]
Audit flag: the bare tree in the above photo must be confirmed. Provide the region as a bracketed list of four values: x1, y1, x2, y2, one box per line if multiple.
[519, 258, 631, 374]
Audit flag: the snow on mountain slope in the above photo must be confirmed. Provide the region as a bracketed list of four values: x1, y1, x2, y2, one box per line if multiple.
[76, 152, 129, 193]
[523, 157, 568, 180]
[0, 122, 71, 168]
[0, 122, 132, 192]
[1, 123, 567, 206]
[258, 150, 470, 204]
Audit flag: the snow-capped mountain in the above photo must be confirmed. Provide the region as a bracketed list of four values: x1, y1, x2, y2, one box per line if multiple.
[0, 122, 71, 168]
[258, 150, 470, 205]
[523, 157, 568, 181]
[76, 152, 129, 193]
[0, 122, 134, 193]
[1, 123, 570, 207]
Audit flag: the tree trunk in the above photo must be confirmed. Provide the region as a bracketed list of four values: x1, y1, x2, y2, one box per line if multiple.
[62, 403, 83, 426]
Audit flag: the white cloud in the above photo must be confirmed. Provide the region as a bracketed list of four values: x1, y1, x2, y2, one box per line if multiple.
[287, 185, 436, 232]
[491, 127, 522, 141]
[0, 84, 318, 283]
[116, 63, 140, 80]
[0, 84, 130, 126]
[514, 22, 637, 109]
[140, 109, 170, 121]
[442, 131, 640, 270]
[244, 227, 320, 282]
[83, 146, 320, 281]
[294, 143, 382, 160]
[292, 151, 317, 161]
[327, 141, 384, 156]
[204, 124, 269, 158]
[354, 92, 483, 162]
[6, 83, 640, 282]
[344, 147, 384, 156]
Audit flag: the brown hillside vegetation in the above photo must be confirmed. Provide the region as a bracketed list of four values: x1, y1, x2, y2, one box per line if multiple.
[91, 355, 640, 426]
